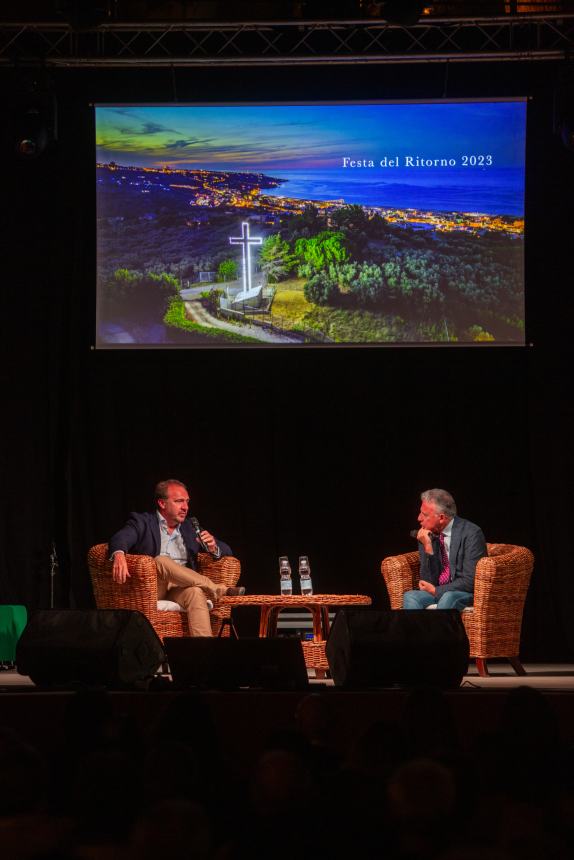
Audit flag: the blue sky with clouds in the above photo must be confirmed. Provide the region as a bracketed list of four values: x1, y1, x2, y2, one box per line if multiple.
[95, 101, 527, 172]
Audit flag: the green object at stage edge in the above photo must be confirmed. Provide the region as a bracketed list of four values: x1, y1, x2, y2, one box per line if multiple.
[0, 605, 28, 661]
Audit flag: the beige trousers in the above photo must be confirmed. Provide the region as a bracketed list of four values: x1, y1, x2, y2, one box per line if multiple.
[155, 555, 228, 637]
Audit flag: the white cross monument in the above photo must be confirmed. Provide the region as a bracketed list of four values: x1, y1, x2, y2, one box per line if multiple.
[229, 221, 263, 304]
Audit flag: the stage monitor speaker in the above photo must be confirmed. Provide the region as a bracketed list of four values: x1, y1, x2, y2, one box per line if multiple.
[326, 609, 469, 689]
[16, 610, 165, 689]
[164, 636, 309, 691]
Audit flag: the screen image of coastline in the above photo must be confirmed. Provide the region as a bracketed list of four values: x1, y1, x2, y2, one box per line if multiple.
[95, 100, 526, 348]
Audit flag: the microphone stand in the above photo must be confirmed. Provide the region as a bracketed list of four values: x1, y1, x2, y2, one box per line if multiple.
[50, 542, 58, 609]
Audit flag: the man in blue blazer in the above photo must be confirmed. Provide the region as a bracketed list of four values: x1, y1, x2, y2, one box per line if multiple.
[109, 478, 243, 636]
[402, 488, 487, 610]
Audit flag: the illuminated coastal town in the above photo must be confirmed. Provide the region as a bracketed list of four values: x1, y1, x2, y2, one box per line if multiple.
[97, 162, 524, 238]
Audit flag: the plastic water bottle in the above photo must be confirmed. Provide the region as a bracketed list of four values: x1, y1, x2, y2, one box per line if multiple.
[279, 556, 292, 595]
[299, 556, 313, 595]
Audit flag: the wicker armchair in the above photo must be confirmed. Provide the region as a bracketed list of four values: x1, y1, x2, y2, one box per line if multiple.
[381, 543, 534, 677]
[88, 543, 241, 639]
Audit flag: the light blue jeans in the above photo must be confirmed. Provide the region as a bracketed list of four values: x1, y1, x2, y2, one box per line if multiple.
[402, 589, 473, 611]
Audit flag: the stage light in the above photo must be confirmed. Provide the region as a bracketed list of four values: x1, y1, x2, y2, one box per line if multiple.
[14, 100, 54, 158]
[7, 73, 58, 160]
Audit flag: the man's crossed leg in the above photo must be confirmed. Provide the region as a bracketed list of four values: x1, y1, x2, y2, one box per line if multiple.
[155, 556, 243, 636]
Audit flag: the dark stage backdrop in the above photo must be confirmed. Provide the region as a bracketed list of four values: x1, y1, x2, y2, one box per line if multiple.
[1, 63, 573, 660]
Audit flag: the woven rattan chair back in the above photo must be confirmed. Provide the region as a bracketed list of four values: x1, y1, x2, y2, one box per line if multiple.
[87, 543, 241, 639]
[380, 542, 534, 676]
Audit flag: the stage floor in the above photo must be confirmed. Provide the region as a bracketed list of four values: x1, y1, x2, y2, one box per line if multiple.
[2, 662, 574, 691]
[462, 661, 574, 690]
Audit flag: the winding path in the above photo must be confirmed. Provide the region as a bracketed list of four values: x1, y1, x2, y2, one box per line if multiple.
[183, 298, 304, 344]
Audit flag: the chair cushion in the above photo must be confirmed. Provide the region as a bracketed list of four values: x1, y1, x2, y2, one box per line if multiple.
[426, 604, 473, 612]
[157, 600, 183, 611]
[157, 599, 214, 611]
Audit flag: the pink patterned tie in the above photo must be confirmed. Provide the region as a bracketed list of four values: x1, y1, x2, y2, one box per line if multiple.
[438, 533, 450, 585]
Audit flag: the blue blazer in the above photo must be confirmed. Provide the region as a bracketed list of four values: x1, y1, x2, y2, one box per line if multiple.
[109, 511, 232, 570]
[419, 515, 487, 599]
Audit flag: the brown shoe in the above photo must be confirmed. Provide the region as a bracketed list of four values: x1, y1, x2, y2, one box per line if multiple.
[225, 586, 246, 596]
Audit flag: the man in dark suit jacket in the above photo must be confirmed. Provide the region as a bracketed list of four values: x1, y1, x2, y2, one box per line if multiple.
[402, 488, 487, 610]
[109, 478, 243, 636]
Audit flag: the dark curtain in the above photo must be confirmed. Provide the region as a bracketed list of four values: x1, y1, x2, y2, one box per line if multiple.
[1, 62, 573, 659]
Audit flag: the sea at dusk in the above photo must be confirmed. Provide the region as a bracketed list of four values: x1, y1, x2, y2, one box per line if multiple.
[264, 167, 524, 217]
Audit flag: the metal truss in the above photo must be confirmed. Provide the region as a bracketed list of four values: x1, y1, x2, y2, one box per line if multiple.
[1, 14, 573, 67]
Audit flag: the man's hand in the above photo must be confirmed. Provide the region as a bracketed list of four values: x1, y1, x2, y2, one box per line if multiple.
[112, 551, 130, 584]
[419, 580, 436, 595]
[199, 530, 218, 553]
[417, 528, 434, 555]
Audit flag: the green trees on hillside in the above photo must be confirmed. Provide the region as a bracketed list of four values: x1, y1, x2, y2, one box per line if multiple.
[100, 204, 523, 340]
[295, 231, 349, 277]
[101, 269, 180, 316]
[217, 259, 238, 282]
[259, 234, 296, 283]
[261, 203, 523, 337]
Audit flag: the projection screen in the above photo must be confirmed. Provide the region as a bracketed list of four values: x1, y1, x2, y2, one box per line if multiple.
[95, 100, 526, 348]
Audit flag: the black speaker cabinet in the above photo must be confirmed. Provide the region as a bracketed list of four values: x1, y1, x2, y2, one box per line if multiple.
[326, 609, 469, 688]
[164, 636, 309, 690]
[16, 609, 165, 688]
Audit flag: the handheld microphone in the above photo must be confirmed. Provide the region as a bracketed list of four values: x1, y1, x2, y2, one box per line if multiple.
[410, 529, 436, 540]
[190, 516, 210, 552]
